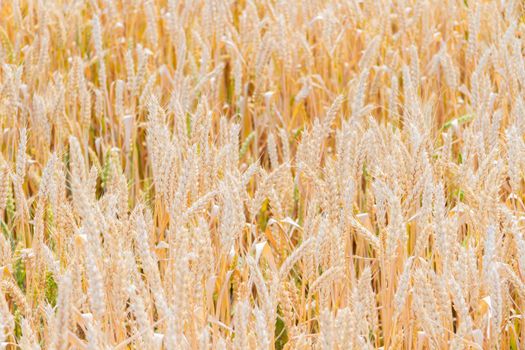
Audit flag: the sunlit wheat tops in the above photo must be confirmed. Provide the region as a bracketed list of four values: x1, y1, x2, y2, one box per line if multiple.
[1, 0, 525, 349]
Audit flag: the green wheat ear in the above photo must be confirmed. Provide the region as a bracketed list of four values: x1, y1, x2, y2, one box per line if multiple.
[239, 131, 255, 159]
[442, 113, 474, 130]
[13, 246, 26, 292]
[101, 151, 111, 189]
[13, 308, 22, 339]
[6, 182, 14, 222]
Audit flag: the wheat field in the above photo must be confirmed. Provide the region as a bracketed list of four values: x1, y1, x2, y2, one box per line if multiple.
[0, 0, 525, 349]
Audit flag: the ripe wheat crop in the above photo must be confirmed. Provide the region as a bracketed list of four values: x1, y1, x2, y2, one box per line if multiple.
[0, 0, 525, 349]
